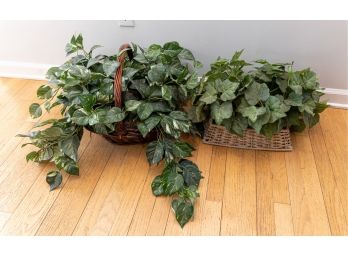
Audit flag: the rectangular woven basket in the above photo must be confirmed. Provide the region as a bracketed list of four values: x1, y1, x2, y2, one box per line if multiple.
[203, 121, 293, 151]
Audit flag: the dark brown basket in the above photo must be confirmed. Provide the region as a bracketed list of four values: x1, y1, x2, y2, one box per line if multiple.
[203, 120, 292, 151]
[91, 43, 157, 144]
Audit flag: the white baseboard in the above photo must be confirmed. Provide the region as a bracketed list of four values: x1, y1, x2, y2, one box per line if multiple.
[322, 88, 348, 109]
[1, 61, 347, 109]
[0, 61, 56, 80]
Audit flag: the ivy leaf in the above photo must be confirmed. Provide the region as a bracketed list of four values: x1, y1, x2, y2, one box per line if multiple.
[172, 142, 194, 159]
[144, 44, 162, 61]
[103, 60, 120, 77]
[301, 69, 318, 90]
[244, 82, 270, 105]
[26, 151, 39, 162]
[299, 99, 316, 115]
[249, 108, 271, 133]
[104, 107, 125, 123]
[137, 115, 161, 137]
[59, 135, 80, 162]
[146, 140, 165, 165]
[137, 102, 154, 120]
[314, 101, 328, 113]
[265, 95, 290, 123]
[151, 175, 164, 196]
[200, 91, 217, 104]
[171, 198, 194, 228]
[230, 113, 248, 137]
[163, 167, 184, 195]
[211, 101, 233, 125]
[220, 80, 239, 101]
[161, 85, 172, 101]
[303, 112, 319, 128]
[240, 105, 266, 123]
[285, 92, 303, 106]
[40, 148, 53, 161]
[261, 120, 284, 138]
[37, 85, 52, 99]
[186, 73, 199, 90]
[125, 100, 142, 112]
[29, 103, 42, 118]
[148, 64, 166, 83]
[71, 109, 89, 126]
[179, 159, 202, 186]
[123, 67, 139, 80]
[46, 171, 63, 191]
[178, 49, 195, 61]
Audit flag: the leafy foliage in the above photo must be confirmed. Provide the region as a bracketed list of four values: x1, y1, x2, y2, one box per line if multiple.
[190, 51, 328, 138]
[20, 34, 202, 227]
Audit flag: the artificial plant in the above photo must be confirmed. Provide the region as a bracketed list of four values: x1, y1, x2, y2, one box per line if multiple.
[20, 34, 203, 227]
[189, 50, 328, 138]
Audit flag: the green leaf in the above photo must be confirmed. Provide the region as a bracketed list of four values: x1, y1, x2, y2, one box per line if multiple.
[301, 69, 318, 90]
[146, 140, 165, 165]
[169, 111, 189, 121]
[46, 171, 63, 191]
[26, 151, 39, 162]
[220, 80, 239, 101]
[230, 113, 248, 137]
[303, 112, 319, 128]
[79, 94, 96, 112]
[40, 148, 53, 161]
[137, 115, 161, 137]
[71, 109, 89, 126]
[104, 107, 125, 123]
[103, 60, 120, 77]
[41, 127, 64, 138]
[59, 135, 80, 162]
[178, 49, 195, 61]
[171, 198, 194, 228]
[244, 82, 270, 105]
[261, 120, 283, 138]
[179, 159, 202, 186]
[249, 108, 271, 133]
[163, 168, 184, 195]
[211, 101, 233, 125]
[144, 44, 162, 61]
[161, 85, 172, 101]
[172, 142, 194, 158]
[65, 162, 79, 175]
[314, 101, 328, 113]
[265, 95, 290, 123]
[37, 85, 52, 99]
[285, 92, 303, 107]
[125, 100, 142, 112]
[299, 98, 316, 115]
[29, 103, 42, 118]
[186, 73, 199, 90]
[151, 175, 164, 196]
[240, 106, 266, 123]
[200, 91, 217, 104]
[148, 64, 166, 83]
[137, 102, 154, 120]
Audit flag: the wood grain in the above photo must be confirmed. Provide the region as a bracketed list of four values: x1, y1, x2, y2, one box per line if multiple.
[274, 203, 294, 235]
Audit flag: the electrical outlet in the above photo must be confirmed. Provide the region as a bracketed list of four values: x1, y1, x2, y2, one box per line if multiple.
[119, 20, 135, 27]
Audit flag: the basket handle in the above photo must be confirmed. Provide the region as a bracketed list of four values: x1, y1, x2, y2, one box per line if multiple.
[114, 43, 133, 108]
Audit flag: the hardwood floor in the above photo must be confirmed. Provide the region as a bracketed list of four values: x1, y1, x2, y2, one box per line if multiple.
[0, 77, 347, 236]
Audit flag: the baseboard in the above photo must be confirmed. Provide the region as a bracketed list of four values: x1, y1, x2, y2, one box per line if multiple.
[322, 88, 348, 109]
[0, 61, 56, 80]
[1, 61, 347, 109]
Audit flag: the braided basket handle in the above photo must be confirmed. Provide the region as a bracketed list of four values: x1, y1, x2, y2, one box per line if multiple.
[114, 43, 133, 108]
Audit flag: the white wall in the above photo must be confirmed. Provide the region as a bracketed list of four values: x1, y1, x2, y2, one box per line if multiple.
[0, 20, 347, 106]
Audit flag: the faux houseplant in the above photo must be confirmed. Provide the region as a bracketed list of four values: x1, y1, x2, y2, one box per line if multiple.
[189, 50, 328, 139]
[20, 34, 203, 227]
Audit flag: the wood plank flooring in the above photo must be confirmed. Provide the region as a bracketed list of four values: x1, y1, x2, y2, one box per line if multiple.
[0, 77, 347, 236]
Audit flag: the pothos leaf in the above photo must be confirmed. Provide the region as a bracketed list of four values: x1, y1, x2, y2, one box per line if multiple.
[29, 103, 42, 118]
[46, 170, 63, 191]
[171, 198, 194, 228]
[146, 140, 165, 165]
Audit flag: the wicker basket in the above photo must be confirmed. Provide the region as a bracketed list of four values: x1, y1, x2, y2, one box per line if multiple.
[203, 120, 292, 151]
[90, 43, 157, 144]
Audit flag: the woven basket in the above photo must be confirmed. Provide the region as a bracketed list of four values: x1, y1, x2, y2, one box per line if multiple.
[90, 43, 157, 144]
[203, 120, 292, 151]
